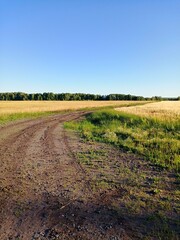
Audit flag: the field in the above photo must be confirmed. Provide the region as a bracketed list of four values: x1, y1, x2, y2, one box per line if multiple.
[116, 101, 180, 121]
[0, 101, 179, 239]
[0, 100, 146, 125]
[0, 100, 146, 114]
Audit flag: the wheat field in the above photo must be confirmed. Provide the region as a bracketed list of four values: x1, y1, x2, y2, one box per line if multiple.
[0, 101, 146, 115]
[116, 101, 180, 121]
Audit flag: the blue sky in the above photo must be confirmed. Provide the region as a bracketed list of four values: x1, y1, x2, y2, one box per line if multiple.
[0, 0, 180, 97]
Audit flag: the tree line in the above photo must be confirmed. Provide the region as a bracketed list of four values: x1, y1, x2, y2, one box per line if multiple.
[0, 92, 179, 101]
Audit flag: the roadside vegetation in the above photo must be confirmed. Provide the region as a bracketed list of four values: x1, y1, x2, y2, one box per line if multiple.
[64, 102, 180, 239]
[0, 111, 58, 125]
[65, 109, 180, 171]
[71, 143, 180, 239]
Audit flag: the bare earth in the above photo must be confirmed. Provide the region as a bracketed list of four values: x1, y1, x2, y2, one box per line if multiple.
[0, 112, 178, 239]
[0, 112, 130, 240]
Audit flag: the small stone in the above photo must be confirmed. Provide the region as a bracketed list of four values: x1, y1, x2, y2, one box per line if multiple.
[33, 233, 40, 239]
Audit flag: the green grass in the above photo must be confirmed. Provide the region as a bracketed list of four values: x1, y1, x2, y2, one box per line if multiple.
[66, 130, 179, 239]
[65, 110, 180, 172]
[0, 110, 75, 125]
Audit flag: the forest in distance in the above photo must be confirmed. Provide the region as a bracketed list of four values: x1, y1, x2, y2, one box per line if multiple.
[0, 92, 179, 101]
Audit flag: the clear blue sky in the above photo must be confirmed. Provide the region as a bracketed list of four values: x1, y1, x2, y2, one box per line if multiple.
[0, 0, 180, 97]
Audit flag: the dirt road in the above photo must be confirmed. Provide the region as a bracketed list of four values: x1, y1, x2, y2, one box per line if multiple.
[0, 112, 131, 240]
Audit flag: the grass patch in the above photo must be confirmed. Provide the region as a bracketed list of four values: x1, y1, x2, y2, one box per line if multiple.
[65, 121, 179, 239]
[0, 111, 63, 125]
[65, 110, 180, 171]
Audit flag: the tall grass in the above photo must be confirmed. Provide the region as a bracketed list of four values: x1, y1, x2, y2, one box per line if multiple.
[65, 110, 180, 171]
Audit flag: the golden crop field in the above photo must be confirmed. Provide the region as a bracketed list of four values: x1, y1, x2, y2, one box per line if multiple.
[116, 101, 180, 121]
[0, 100, 146, 115]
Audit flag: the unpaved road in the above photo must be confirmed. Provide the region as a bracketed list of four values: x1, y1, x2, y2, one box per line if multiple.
[0, 112, 131, 240]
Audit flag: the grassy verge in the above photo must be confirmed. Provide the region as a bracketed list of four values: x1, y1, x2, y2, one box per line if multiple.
[65, 110, 180, 172]
[65, 129, 180, 239]
[0, 111, 66, 125]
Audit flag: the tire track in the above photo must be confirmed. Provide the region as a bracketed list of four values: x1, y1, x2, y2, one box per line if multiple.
[0, 111, 131, 240]
[0, 112, 89, 239]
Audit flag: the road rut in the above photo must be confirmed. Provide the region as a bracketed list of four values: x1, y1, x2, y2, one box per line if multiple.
[0, 112, 130, 240]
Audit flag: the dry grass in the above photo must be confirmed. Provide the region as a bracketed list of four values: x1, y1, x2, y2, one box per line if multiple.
[116, 101, 180, 121]
[0, 101, 146, 115]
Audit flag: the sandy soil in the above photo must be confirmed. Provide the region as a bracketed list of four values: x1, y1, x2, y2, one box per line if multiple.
[0, 112, 132, 240]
